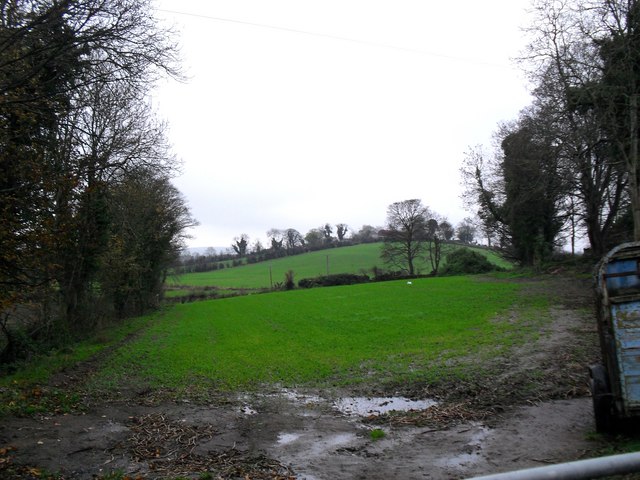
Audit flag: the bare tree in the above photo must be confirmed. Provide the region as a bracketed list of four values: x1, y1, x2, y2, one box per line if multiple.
[456, 218, 477, 244]
[427, 230, 444, 275]
[439, 220, 455, 241]
[284, 228, 305, 253]
[461, 146, 508, 248]
[252, 240, 263, 254]
[380, 199, 431, 275]
[523, 0, 637, 244]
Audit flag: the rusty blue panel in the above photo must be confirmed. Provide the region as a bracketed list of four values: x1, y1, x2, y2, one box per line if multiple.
[623, 374, 640, 408]
[617, 334, 640, 349]
[611, 302, 640, 408]
[606, 259, 640, 295]
[613, 306, 640, 329]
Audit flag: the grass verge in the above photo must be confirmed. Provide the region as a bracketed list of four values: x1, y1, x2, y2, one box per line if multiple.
[0, 315, 152, 416]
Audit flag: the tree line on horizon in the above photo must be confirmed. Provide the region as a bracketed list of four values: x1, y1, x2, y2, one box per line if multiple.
[173, 217, 479, 275]
[463, 0, 640, 265]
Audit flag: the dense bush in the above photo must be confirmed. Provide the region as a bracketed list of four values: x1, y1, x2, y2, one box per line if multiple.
[298, 273, 370, 288]
[372, 270, 414, 281]
[441, 248, 499, 275]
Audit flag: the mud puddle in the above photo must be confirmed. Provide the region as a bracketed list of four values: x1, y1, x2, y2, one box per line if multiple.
[333, 396, 437, 416]
[240, 390, 595, 480]
[0, 390, 597, 479]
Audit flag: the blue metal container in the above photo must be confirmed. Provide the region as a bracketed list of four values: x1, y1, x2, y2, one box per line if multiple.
[592, 242, 640, 431]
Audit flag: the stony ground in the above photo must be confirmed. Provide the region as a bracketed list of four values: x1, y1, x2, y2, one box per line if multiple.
[0, 273, 623, 479]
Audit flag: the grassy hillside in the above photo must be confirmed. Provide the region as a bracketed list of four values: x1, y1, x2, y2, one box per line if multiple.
[92, 276, 529, 391]
[168, 242, 511, 290]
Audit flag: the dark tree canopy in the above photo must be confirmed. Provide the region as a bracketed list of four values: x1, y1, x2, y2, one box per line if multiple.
[500, 122, 565, 264]
[100, 169, 195, 318]
[322, 223, 334, 244]
[232, 234, 250, 257]
[352, 225, 379, 243]
[462, 115, 567, 264]
[336, 223, 349, 242]
[460, 0, 640, 260]
[0, 0, 192, 362]
[305, 228, 324, 248]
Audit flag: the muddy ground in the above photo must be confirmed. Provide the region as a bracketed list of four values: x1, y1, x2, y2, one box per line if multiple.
[0, 274, 616, 479]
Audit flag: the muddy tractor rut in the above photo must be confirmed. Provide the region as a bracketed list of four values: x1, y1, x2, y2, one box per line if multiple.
[0, 275, 614, 479]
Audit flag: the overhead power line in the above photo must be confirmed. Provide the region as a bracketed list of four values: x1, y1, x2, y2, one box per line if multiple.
[156, 8, 511, 68]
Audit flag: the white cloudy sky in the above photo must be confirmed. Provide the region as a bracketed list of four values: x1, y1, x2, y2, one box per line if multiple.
[152, 1, 534, 249]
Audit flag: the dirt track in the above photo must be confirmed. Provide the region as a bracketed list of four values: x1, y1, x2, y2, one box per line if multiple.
[0, 274, 609, 479]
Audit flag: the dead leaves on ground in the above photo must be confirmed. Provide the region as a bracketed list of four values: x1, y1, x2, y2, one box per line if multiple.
[0, 445, 45, 479]
[366, 401, 488, 429]
[127, 413, 294, 479]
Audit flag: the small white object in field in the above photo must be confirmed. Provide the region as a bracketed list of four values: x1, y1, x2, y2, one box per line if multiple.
[407, 281, 412, 285]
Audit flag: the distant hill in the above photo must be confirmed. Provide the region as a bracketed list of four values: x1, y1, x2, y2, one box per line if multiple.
[168, 242, 512, 290]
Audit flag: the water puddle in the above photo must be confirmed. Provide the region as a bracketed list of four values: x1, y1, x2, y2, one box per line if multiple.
[275, 430, 357, 454]
[468, 426, 490, 445]
[280, 389, 323, 405]
[277, 432, 302, 445]
[439, 452, 481, 468]
[333, 396, 437, 416]
[239, 405, 257, 416]
[309, 432, 358, 455]
[436, 425, 490, 469]
[237, 390, 437, 419]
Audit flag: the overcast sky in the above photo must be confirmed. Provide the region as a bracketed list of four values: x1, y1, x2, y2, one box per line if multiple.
[152, 1, 534, 250]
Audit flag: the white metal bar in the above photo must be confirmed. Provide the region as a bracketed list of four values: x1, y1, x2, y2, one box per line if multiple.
[466, 452, 640, 480]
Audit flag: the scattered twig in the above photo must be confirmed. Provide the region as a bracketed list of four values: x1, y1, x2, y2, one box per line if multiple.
[127, 413, 295, 478]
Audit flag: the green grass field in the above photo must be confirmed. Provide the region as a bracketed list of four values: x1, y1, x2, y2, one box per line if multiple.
[169, 242, 511, 290]
[91, 276, 537, 393]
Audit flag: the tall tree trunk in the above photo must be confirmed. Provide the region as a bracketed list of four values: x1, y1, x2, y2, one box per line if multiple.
[630, 94, 640, 241]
